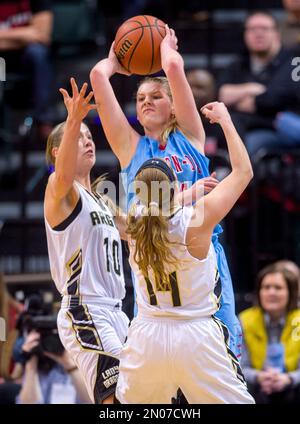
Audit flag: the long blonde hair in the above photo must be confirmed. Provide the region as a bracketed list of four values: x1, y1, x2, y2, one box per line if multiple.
[137, 76, 178, 144]
[127, 164, 179, 290]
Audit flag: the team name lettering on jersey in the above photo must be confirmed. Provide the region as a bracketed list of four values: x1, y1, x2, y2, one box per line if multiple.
[102, 365, 119, 389]
[164, 154, 202, 175]
[90, 211, 115, 228]
[102, 365, 119, 379]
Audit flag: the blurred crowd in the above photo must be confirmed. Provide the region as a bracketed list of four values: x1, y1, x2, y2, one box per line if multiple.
[1, 0, 300, 404]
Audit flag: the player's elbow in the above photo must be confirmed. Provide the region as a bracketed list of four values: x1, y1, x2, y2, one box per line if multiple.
[236, 165, 253, 187]
[90, 66, 106, 91]
[90, 67, 99, 85]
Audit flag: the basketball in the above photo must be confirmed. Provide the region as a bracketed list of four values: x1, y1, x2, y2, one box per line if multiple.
[114, 15, 166, 75]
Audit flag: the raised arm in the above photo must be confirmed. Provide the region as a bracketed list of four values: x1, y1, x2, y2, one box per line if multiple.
[47, 79, 95, 201]
[90, 44, 140, 168]
[190, 102, 253, 242]
[161, 26, 206, 153]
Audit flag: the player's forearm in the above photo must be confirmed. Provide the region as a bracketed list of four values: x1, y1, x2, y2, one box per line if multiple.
[220, 118, 253, 180]
[54, 118, 81, 186]
[162, 50, 184, 76]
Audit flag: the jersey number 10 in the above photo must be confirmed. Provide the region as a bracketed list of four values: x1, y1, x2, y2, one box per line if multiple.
[104, 238, 121, 276]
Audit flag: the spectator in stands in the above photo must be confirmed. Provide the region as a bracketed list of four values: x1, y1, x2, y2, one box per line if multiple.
[274, 260, 300, 306]
[186, 68, 226, 152]
[15, 331, 91, 404]
[279, 0, 300, 49]
[239, 263, 300, 404]
[218, 11, 294, 155]
[0, 0, 54, 140]
[240, 56, 300, 155]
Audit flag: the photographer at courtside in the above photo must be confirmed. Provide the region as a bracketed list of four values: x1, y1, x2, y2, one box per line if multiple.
[13, 294, 91, 404]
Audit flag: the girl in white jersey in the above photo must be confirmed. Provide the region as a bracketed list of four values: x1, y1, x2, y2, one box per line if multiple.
[44, 78, 129, 404]
[116, 102, 255, 404]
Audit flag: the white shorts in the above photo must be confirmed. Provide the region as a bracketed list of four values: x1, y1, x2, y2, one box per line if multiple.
[116, 315, 255, 404]
[57, 296, 129, 403]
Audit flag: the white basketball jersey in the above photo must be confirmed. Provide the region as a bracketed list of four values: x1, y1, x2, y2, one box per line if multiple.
[45, 182, 125, 300]
[129, 206, 220, 319]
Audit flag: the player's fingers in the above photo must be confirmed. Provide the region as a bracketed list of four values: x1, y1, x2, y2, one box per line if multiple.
[59, 88, 69, 102]
[208, 177, 219, 183]
[84, 90, 94, 104]
[79, 82, 88, 98]
[70, 77, 79, 97]
[201, 107, 212, 118]
[204, 180, 217, 188]
[200, 101, 218, 112]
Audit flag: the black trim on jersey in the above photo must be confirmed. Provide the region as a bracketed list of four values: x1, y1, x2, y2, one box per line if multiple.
[67, 304, 103, 351]
[145, 277, 158, 305]
[212, 316, 246, 386]
[84, 187, 107, 211]
[66, 249, 82, 295]
[214, 269, 222, 311]
[168, 207, 183, 220]
[94, 354, 120, 404]
[53, 197, 82, 231]
[169, 272, 181, 307]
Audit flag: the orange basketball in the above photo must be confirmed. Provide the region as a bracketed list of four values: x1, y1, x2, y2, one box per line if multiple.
[114, 15, 166, 75]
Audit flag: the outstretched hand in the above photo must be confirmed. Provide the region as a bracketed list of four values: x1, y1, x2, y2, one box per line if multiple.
[59, 78, 97, 121]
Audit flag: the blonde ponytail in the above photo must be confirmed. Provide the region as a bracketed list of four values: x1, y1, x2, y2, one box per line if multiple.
[127, 204, 178, 290]
[126, 166, 179, 289]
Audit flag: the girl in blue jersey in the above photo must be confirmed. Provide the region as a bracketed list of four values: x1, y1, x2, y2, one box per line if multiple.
[116, 101, 254, 404]
[90, 25, 242, 358]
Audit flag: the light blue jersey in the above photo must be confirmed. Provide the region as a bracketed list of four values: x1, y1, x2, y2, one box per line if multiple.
[121, 130, 242, 358]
